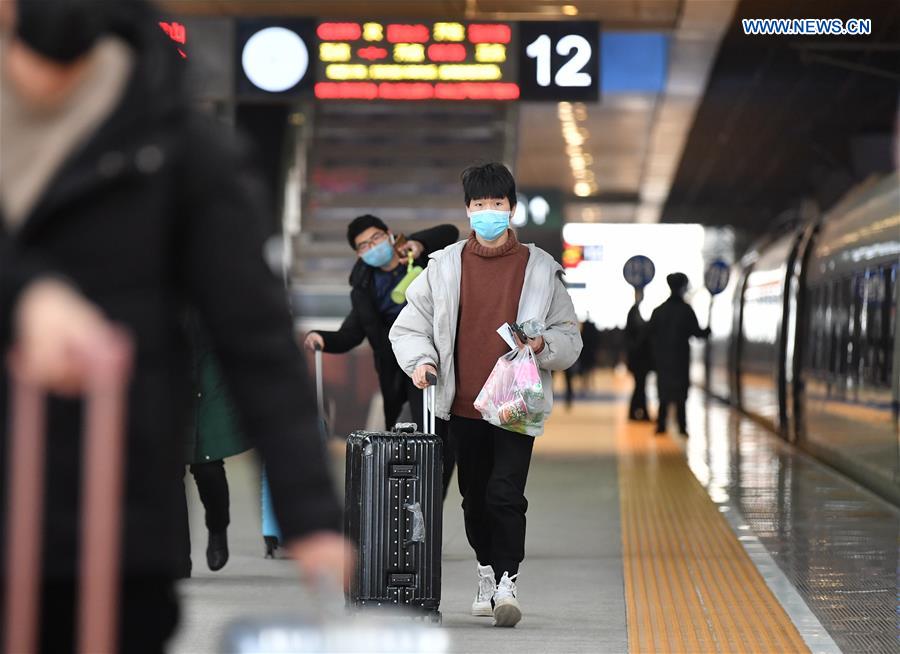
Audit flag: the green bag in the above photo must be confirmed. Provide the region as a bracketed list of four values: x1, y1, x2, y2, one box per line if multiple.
[390, 252, 424, 304]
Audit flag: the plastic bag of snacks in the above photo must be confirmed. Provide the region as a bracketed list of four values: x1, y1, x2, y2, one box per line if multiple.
[474, 346, 545, 436]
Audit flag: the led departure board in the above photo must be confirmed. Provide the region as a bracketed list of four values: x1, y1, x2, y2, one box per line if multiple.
[313, 21, 520, 101]
[236, 19, 599, 101]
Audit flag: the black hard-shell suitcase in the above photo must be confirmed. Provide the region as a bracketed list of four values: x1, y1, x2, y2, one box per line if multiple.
[345, 376, 442, 620]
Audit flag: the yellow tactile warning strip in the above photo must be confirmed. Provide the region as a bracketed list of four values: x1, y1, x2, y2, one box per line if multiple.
[618, 423, 811, 654]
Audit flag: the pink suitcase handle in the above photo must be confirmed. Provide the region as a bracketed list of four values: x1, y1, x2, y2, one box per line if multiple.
[4, 331, 133, 654]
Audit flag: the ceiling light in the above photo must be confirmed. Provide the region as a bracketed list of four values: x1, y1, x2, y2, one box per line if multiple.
[574, 182, 592, 197]
[562, 5, 579, 16]
[570, 157, 586, 171]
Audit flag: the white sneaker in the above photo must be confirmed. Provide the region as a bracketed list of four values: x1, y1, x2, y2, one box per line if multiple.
[471, 564, 496, 617]
[492, 571, 521, 627]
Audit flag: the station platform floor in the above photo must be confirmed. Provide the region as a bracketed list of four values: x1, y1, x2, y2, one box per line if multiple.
[170, 372, 899, 654]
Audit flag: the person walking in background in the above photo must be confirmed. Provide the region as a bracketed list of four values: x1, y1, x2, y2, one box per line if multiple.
[261, 468, 282, 558]
[625, 289, 653, 421]
[390, 162, 582, 628]
[177, 320, 251, 577]
[578, 316, 600, 387]
[303, 215, 459, 496]
[649, 273, 710, 437]
[0, 2, 348, 651]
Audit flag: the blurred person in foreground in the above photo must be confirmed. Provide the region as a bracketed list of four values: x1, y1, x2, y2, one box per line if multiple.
[625, 289, 652, 421]
[303, 215, 459, 496]
[0, 1, 348, 652]
[649, 273, 710, 437]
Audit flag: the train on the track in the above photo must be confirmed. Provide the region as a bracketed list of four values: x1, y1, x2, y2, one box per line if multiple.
[705, 173, 899, 503]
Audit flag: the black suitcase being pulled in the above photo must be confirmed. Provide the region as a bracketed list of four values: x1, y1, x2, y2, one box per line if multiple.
[345, 380, 442, 620]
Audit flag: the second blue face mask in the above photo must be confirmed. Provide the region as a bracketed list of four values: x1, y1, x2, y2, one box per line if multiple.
[361, 239, 395, 267]
[469, 209, 510, 241]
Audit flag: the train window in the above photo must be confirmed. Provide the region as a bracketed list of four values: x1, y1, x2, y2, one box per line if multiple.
[882, 264, 896, 386]
[857, 264, 897, 389]
[804, 265, 895, 389]
[861, 269, 877, 386]
[825, 280, 838, 378]
[851, 272, 864, 384]
[836, 278, 852, 379]
[808, 284, 825, 375]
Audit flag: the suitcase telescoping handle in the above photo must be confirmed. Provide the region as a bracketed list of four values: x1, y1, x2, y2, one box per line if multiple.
[422, 372, 437, 435]
[313, 343, 325, 420]
[3, 333, 133, 654]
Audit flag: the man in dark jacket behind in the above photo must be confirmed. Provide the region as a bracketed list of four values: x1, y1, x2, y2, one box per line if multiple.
[304, 215, 458, 495]
[0, 2, 347, 652]
[649, 273, 710, 437]
[625, 289, 652, 421]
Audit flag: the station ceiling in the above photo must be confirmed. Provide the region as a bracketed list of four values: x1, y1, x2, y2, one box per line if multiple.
[163, 0, 899, 235]
[662, 0, 900, 232]
[162, 0, 681, 28]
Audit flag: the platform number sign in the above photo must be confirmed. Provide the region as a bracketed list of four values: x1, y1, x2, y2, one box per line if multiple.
[623, 255, 655, 290]
[705, 260, 731, 295]
[519, 22, 599, 101]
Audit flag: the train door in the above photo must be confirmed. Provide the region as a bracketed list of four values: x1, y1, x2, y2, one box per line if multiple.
[783, 225, 816, 443]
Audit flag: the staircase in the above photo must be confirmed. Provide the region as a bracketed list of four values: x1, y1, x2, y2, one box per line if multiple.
[291, 101, 516, 320]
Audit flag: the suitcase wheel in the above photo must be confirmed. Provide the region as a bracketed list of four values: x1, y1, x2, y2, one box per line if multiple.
[427, 611, 442, 625]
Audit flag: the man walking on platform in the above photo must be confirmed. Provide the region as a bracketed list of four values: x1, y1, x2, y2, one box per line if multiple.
[390, 162, 581, 628]
[649, 273, 710, 437]
[625, 289, 653, 421]
[304, 215, 458, 496]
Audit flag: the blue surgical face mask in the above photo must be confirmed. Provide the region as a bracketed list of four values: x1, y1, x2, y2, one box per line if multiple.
[361, 238, 395, 268]
[469, 209, 510, 241]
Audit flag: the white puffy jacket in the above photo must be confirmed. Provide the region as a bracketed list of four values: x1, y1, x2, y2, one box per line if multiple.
[389, 240, 582, 435]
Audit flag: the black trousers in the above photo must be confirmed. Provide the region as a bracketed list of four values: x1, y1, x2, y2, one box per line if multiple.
[563, 368, 575, 408]
[406, 379, 456, 499]
[657, 389, 687, 433]
[450, 416, 534, 582]
[629, 369, 648, 419]
[177, 459, 230, 574]
[189, 460, 230, 532]
[30, 577, 179, 654]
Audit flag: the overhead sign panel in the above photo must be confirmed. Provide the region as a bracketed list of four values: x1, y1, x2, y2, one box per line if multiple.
[314, 20, 520, 101]
[519, 21, 600, 102]
[237, 19, 600, 101]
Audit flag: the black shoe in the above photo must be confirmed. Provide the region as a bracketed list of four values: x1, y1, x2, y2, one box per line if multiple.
[206, 530, 229, 571]
[264, 535, 279, 559]
[655, 429, 666, 437]
[679, 431, 690, 439]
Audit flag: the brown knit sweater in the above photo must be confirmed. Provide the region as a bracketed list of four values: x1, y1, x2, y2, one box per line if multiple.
[451, 230, 530, 418]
